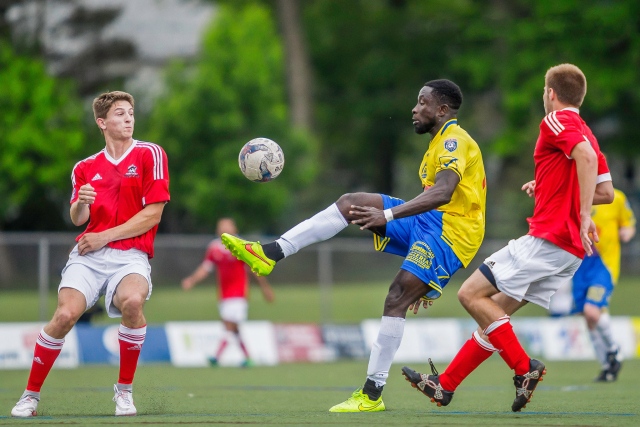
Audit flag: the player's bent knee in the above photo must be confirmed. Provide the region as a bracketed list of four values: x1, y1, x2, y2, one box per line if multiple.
[51, 308, 81, 332]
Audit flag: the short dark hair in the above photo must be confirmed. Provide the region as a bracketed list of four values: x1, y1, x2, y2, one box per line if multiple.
[92, 90, 135, 121]
[545, 64, 586, 107]
[424, 79, 463, 110]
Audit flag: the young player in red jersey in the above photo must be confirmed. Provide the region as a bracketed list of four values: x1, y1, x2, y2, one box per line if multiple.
[402, 64, 614, 412]
[181, 218, 274, 366]
[10, 91, 170, 418]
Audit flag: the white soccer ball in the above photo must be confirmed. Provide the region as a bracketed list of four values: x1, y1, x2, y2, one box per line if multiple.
[238, 138, 285, 182]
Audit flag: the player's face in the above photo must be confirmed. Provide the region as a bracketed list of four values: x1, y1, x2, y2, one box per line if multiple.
[101, 100, 134, 140]
[412, 87, 438, 135]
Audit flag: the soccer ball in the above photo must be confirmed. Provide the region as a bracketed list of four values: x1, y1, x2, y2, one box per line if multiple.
[238, 138, 285, 182]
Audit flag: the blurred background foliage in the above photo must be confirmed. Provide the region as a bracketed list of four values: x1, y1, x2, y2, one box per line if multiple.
[1, 0, 639, 236]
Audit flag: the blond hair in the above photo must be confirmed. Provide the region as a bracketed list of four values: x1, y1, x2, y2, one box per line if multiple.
[92, 91, 135, 121]
[545, 64, 587, 107]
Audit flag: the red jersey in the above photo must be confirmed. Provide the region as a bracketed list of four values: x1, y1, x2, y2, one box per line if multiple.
[70, 140, 170, 258]
[527, 108, 610, 258]
[202, 238, 249, 299]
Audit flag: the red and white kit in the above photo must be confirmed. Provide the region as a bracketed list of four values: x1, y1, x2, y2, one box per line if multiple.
[63, 140, 170, 317]
[202, 238, 250, 323]
[484, 108, 611, 308]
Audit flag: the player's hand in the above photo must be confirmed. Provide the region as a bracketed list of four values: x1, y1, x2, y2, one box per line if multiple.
[349, 205, 387, 230]
[78, 184, 97, 205]
[580, 217, 598, 256]
[77, 232, 109, 255]
[181, 278, 194, 290]
[408, 298, 433, 315]
[521, 180, 536, 198]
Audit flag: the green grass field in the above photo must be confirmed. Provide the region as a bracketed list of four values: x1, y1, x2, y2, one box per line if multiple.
[0, 280, 638, 425]
[0, 359, 638, 426]
[2, 276, 639, 323]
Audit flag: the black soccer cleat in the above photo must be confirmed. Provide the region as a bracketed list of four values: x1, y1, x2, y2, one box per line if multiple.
[402, 359, 453, 407]
[595, 349, 622, 382]
[512, 358, 546, 412]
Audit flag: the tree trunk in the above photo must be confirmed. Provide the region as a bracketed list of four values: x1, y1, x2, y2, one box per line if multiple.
[275, 0, 313, 130]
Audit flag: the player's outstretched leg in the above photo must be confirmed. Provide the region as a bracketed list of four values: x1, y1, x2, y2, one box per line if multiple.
[401, 360, 454, 407]
[511, 359, 546, 412]
[113, 384, 137, 416]
[328, 388, 385, 413]
[221, 234, 276, 276]
[10, 393, 39, 417]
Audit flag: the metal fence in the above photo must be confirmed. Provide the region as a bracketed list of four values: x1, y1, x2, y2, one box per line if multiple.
[1, 232, 639, 320]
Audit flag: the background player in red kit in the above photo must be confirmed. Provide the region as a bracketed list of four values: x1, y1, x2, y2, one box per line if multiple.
[402, 64, 613, 412]
[10, 91, 170, 418]
[182, 218, 274, 367]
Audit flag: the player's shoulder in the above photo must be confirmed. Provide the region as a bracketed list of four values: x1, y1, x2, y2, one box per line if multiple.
[541, 108, 582, 136]
[135, 140, 167, 156]
[442, 123, 478, 150]
[72, 150, 104, 171]
[613, 188, 628, 203]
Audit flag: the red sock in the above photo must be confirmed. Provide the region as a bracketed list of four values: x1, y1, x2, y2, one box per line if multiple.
[26, 331, 64, 392]
[237, 337, 250, 359]
[118, 324, 146, 385]
[440, 332, 495, 391]
[215, 340, 228, 359]
[486, 320, 530, 375]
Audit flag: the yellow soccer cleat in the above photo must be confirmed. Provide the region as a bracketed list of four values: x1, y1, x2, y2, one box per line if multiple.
[221, 233, 276, 276]
[329, 389, 385, 413]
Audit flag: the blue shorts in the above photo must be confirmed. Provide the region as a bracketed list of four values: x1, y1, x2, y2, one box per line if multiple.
[373, 195, 463, 300]
[571, 253, 614, 313]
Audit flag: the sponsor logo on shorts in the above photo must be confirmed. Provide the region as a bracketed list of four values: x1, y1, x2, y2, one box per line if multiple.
[486, 261, 495, 269]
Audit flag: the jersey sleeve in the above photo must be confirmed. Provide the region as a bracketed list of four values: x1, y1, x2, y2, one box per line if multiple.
[596, 151, 612, 184]
[433, 136, 467, 180]
[141, 143, 170, 206]
[69, 161, 87, 204]
[542, 112, 585, 157]
[201, 242, 217, 272]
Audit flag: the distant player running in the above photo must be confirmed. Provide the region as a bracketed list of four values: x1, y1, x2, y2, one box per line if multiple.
[222, 79, 486, 412]
[10, 91, 170, 418]
[402, 64, 612, 412]
[181, 218, 274, 367]
[548, 188, 635, 381]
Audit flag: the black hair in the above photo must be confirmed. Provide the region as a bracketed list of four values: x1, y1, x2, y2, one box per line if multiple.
[424, 79, 463, 110]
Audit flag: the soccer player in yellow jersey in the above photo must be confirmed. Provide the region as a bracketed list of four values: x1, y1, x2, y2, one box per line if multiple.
[569, 188, 635, 381]
[221, 79, 486, 412]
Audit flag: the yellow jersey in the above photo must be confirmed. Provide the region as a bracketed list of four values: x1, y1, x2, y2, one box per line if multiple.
[418, 119, 486, 266]
[592, 188, 635, 283]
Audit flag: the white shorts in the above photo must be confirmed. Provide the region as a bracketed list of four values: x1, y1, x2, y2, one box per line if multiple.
[218, 298, 248, 323]
[483, 235, 581, 309]
[59, 245, 152, 318]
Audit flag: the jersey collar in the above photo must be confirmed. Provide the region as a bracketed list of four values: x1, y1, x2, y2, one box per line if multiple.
[104, 139, 138, 165]
[561, 107, 580, 114]
[439, 119, 458, 136]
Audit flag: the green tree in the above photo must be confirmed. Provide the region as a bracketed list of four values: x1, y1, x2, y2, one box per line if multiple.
[0, 42, 85, 230]
[148, 3, 317, 233]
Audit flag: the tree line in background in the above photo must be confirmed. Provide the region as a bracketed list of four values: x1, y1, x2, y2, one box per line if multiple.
[1, 0, 639, 237]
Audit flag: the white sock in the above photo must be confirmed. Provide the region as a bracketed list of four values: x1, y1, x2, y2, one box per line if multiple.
[276, 203, 348, 258]
[595, 312, 617, 352]
[588, 327, 609, 368]
[366, 316, 405, 388]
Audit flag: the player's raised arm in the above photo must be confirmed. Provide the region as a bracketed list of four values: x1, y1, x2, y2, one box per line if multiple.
[70, 184, 96, 226]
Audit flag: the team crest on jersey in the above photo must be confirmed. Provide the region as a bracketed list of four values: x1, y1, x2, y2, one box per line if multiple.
[444, 139, 458, 152]
[125, 164, 139, 178]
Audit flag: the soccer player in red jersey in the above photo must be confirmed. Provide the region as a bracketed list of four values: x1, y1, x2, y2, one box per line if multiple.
[181, 218, 274, 367]
[402, 64, 614, 412]
[10, 91, 170, 418]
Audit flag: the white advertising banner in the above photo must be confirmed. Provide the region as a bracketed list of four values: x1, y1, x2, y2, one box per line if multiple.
[0, 323, 79, 369]
[165, 321, 278, 367]
[362, 319, 463, 363]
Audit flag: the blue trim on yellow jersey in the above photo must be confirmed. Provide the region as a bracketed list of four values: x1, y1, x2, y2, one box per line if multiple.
[440, 119, 457, 135]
